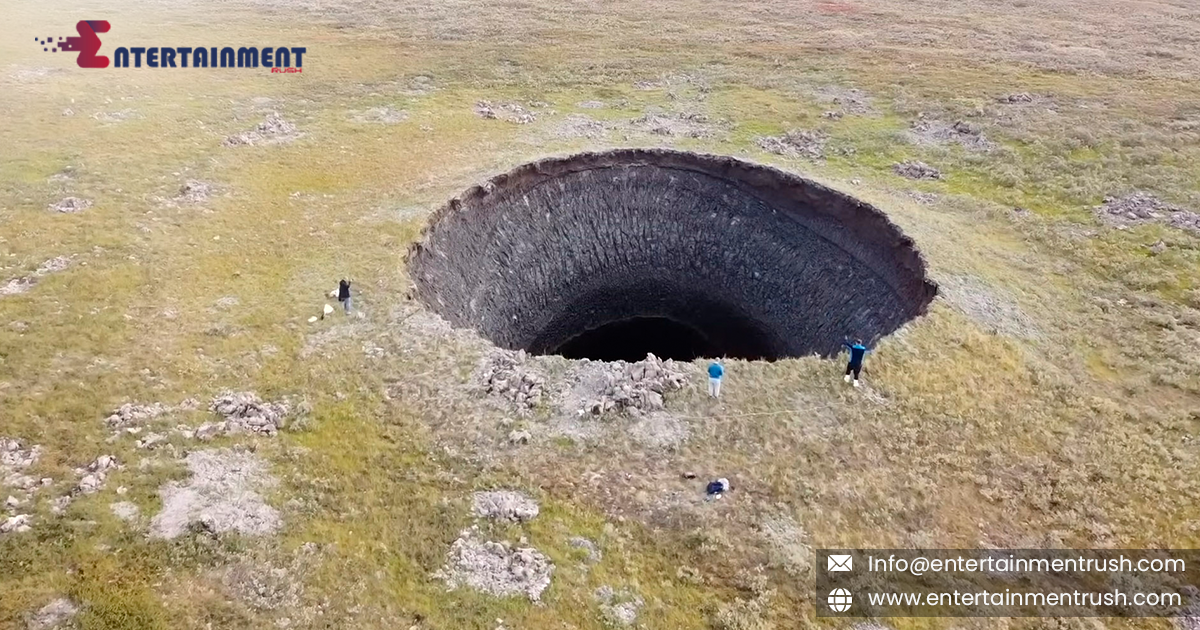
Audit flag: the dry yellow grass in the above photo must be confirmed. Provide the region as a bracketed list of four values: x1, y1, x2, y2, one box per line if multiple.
[1, 0, 1198, 628]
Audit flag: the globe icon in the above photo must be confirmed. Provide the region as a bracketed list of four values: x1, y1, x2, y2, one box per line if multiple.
[828, 588, 853, 612]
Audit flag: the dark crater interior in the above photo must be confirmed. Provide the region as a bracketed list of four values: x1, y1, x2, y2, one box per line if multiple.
[408, 149, 938, 362]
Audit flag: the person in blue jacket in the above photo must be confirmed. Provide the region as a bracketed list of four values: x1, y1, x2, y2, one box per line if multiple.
[707, 360, 724, 398]
[843, 338, 869, 388]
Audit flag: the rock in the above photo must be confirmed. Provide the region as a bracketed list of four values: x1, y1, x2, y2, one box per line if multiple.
[0, 513, 32, 533]
[507, 430, 531, 445]
[77, 474, 104, 494]
[568, 536, 602, 564]
[1150, 240, 1167, 255]
[1094, 192, 1200, 234]
[223, 112, 301, 147]
[471, 490, 540, 522]
[997, 92, 1035, 104]
[28, 598, 78, 630]
[6, 495, 21, 509]
[49, 496, 71, 514]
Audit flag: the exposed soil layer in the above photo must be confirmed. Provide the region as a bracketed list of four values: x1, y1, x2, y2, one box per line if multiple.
[408, 149, 937, 360]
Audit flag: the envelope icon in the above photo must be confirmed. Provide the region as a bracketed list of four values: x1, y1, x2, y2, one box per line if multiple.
[828, 554, 853, 572]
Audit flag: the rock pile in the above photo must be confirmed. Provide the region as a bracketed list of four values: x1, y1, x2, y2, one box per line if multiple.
[175, 180, 214, 203]
[595, 585, 644, 627]
[576, 353, 686, 416]
[436, 527, 554, 601]
[223, 112, 301, 146]
[480, 351, 545, 412]
[471, 490, 540, 522]
[907, 118, 995, 151]
[893, 160, 943, 180]
[105, 402, 173, 428]
[629, 112, 717, 138]
[75, 455, 119, 495]
[205, 391, 292, 436]
[475, 101, 535, 124]
[0, 513, 32, 534]
[48, 197, 92, 213]
[756, 130, 827, 159]
[1, 438, 40, 490]
[1094, 192, 1200, 234]
[1, 256, 73, 297]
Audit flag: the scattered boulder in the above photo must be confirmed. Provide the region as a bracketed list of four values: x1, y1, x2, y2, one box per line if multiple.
[223, 112, 301, 147]
[471, 490, 540, 522]
[48, 197, 92, 213]
[1094, 192, 1200, 234]
[149, 448, 280, 539]
[893, 160, 942, 180]
[756, 130, 827, 159]
[435, 527, 554, 601]
[507, 429, 532, 445]
[28, 598, 78, 630]
[553, 114, 609, 139]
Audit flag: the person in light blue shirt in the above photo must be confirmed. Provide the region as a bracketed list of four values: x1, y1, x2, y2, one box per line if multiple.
[707, 360, 724, 398]
[842, 338, 869, 388]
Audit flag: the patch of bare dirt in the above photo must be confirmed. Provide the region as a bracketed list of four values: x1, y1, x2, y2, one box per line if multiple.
[756, 129, 827, 159]
[91, 109, 140, 123]
[350, 106, 408, 124]
[937, 274, 1040, 338]
[906, 117, 996, 152]
[553, 114, 610, 139]
[1094, 192, 1200, 234]
[893, 160, 942, 180]
[435, 527, 554, 601]
[149, 448, 281, 539]
[628, 111, 721, 138]
[223, 112, 301, 147]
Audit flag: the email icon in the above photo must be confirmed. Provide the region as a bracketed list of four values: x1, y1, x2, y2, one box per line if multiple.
[828, 554, 853, 572]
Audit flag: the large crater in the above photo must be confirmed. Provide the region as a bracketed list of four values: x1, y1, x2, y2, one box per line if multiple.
[407, 149, 938, 362]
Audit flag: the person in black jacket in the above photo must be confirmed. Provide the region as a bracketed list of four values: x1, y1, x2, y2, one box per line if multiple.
[338, 279, 352, 314]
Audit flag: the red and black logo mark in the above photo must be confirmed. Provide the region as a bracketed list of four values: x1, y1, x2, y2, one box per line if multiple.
[37, 20, 111, 68]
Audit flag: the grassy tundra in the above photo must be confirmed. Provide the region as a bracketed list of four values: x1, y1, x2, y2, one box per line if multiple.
[1, 0, 1198, 628]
